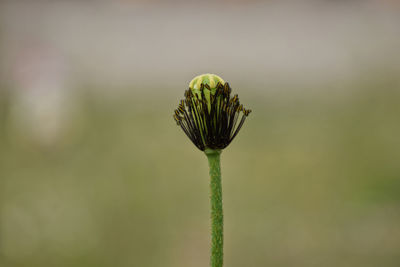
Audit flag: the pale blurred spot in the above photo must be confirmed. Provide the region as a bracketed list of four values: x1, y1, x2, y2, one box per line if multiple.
[9, 41, 73, 147]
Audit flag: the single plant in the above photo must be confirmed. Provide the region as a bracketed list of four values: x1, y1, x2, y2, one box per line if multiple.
[173, 74, 251, 267]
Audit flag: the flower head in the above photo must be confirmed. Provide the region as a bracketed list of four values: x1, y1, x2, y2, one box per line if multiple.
[174, 74, 251, 151]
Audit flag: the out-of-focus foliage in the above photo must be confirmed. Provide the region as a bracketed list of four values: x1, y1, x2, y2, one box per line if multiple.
[1, 0, 400, 266]
[1, 74, 399, 267]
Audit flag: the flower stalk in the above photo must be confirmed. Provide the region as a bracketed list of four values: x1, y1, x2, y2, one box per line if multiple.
[173, 74, 251, 266]
[205, 148, 223, 267]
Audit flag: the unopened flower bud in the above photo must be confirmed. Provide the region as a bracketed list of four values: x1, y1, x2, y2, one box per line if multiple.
[174, 74, 251, 151]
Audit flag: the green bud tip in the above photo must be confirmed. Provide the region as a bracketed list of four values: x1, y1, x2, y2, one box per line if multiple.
[189, 73, 225, 93]
[189, 74, 225, 109]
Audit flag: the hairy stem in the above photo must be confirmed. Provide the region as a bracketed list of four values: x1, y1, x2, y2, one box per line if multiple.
[205, 148, 223, 267]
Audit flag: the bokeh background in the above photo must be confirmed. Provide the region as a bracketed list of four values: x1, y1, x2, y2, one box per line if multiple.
[1, 0, 400, 266]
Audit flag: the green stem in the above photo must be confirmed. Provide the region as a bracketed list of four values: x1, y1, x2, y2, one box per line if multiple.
[205, 148, 223, 267]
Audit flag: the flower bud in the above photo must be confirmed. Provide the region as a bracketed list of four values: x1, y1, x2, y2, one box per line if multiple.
[174, 74, 251, 151]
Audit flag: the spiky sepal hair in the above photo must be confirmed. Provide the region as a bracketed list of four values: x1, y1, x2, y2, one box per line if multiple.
[174, 82, 251, 151]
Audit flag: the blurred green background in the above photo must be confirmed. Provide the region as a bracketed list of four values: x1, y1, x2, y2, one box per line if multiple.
[1, 1, 400, 267]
